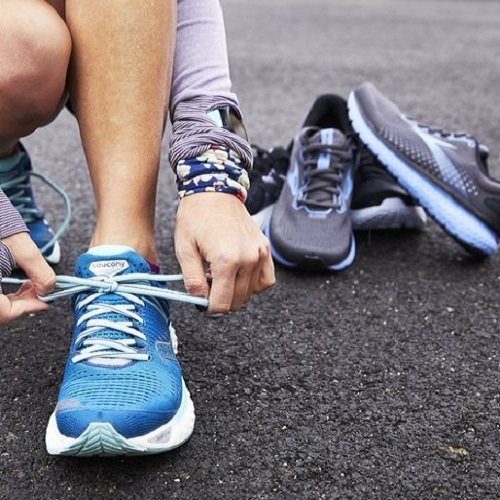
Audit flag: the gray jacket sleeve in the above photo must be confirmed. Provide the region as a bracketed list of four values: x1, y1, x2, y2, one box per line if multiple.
[0, 188, 28, 287]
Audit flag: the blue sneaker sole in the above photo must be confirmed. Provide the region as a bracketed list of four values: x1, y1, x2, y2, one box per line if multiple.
[42, 240, 61, 265]
[45, 380, 195, 457]
[348, 92, 498, 256]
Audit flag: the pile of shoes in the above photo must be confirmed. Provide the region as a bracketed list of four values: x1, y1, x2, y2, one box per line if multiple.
[247, 82, 500, 271]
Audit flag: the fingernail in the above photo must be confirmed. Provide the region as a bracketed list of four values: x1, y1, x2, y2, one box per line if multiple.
[206, 312, 226, 319]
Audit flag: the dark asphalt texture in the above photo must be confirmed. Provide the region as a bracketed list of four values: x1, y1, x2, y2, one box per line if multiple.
[2, 0, 500, 498]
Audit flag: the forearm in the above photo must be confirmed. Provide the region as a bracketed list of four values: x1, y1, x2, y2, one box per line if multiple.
[169, 0, 252, 202]
[171, 0, 236, 109]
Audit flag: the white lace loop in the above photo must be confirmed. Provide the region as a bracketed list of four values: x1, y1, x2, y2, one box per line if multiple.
[3, 274, 209, 364]
[98, 276, 119, 293]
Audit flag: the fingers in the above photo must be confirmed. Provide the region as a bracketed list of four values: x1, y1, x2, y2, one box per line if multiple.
[176, 240, 210, 300]
[254, 243, 276, 294]
[232, 266, 252, 310]
[209, 236, 275, 314]
[175, 193, 276, 315]
[208, 259, 237, 314]
[0, 282, 49, 326]
[3, 232, 55, 295]
[0, 232, 54, 325]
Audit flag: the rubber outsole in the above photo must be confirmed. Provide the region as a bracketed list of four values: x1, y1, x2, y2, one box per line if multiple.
[45, 380, 195, 457]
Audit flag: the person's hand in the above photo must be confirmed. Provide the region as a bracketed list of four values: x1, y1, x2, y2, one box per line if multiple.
[0, 232, 56, 325]
[175, 192, 275, 314]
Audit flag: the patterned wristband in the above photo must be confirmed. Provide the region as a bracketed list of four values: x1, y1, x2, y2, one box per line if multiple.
[176, 146, 250, 202]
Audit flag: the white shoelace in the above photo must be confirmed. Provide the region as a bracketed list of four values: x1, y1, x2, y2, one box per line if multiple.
[3, 274, 208, 364]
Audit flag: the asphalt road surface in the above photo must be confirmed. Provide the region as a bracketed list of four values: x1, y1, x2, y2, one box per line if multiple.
[2, 0, 500, 498]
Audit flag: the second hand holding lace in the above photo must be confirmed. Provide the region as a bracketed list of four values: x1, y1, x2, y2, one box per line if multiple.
[3, 273, 209, 308]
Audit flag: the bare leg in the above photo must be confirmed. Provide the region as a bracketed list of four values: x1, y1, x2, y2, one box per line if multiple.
[0, 0, 70, 154]
[65, 0, 177, 262]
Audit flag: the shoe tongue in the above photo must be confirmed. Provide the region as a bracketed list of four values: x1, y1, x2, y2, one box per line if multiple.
[75, 245, 151, 278]
[74, 246, 151, 368]
[309, 127, 346, 147]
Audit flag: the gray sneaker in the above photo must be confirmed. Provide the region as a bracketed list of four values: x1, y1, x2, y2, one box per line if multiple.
[348, 82, 500, 256]
[267, 127, 356, 271]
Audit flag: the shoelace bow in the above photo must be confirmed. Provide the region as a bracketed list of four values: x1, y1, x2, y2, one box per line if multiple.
[3, 274, 208, 363]
[0, 170, 71, 254]
[299, 138, 354, 211]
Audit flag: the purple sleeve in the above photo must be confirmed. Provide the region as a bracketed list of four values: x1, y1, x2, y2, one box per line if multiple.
[0, 188, 28, 239]
[0, 188, 27, 286]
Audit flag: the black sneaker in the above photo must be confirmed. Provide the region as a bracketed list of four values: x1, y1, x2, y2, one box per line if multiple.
[352, 145, 427, 230]
[348, 82, 500, 256]
[246, 145, 289, 230]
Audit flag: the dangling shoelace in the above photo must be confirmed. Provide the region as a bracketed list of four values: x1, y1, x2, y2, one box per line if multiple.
[3, 274, 209, 363]
[0, 170, 71, 255]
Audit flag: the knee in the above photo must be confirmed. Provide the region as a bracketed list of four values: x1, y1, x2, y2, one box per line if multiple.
[0, 1, 71, 135]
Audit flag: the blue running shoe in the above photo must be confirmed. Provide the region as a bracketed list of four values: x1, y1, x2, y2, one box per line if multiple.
[0, 144, 61, 264]
[348, 82, 500, 256]
[45, 245, 195, 456]
[267, 126, 357, 271]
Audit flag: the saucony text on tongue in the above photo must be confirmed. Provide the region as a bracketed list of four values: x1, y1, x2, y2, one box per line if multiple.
[88, 259, 130, 276]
